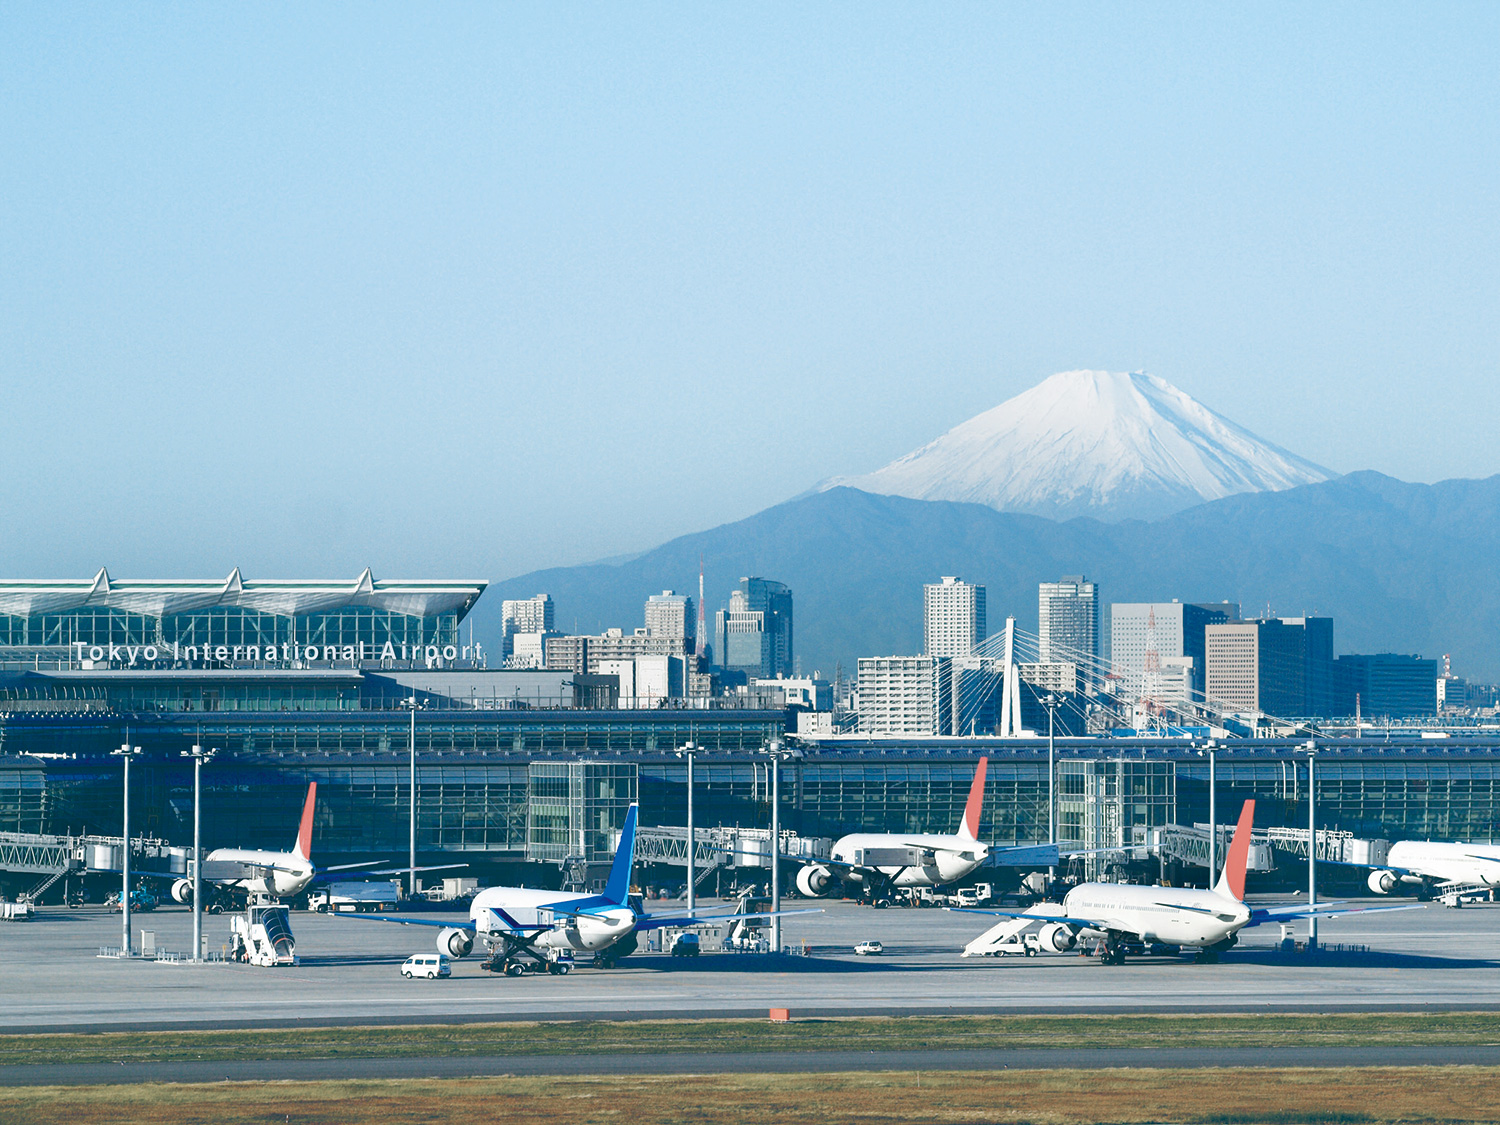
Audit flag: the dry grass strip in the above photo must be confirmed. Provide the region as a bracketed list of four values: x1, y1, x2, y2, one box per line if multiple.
[3, 1067, 1500, 1125]
[6, 1012, 1500, 1067]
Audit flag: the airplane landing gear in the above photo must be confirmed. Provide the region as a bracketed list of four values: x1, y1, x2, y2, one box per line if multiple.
[1193, 948, 1220, 964]
[1100, 942, 1126, 966]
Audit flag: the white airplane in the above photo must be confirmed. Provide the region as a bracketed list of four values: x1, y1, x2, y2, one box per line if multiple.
[952, 800, 1419, 964]
[795, 757, 1055, 901]
[1365, 840, 1500, 900]
[343, 803, 819, 974]
[166, 783, 454, 906]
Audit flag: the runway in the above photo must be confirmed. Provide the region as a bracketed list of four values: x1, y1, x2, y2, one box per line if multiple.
[2, 896, 1496, 1032]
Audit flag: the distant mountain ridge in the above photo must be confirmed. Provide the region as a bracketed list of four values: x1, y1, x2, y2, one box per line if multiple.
[827, 370, 1333, 522]
[481, 472, 1500, 683]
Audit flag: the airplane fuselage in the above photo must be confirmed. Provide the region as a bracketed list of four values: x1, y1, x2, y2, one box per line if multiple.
[204, 848, 315, 898]
[1387, 840, 1500, 887]
[1061, 883, 1251, 948]
[830, 832, 989, 889]
[470, 886, 636, 952]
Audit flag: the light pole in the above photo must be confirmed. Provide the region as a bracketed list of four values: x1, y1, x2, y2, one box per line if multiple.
[1206, 739, 1218, 889]
[400, 696, 420, 898]
[1305, 739, 1318, 949]
[1043, 694, 1059, 879]
[676, 741, 699, 914]
[763, 738, 800, 953]
[112, 743, 141, 957]
[182, 745, 217, 962]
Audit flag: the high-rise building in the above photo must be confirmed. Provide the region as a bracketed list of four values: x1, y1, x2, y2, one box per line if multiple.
[1039, 576, 1098, 672]
[1336, 654, 1439, 718]
[856, 655, 952, 736]
[1111, 601, 1238, 698]
[1204, 617, 1335, 716]
[644, 590, 694, 645]
[714, 577, 792, 678]
[501, 594, 554, 659]
[924, 576, 986, 658]
[1205, 623, 1259, 710]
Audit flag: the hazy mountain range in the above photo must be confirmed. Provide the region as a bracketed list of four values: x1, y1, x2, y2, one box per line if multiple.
[479, 372, 1500, 681]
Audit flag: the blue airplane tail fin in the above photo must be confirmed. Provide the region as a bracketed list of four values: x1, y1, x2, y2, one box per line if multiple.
[603, 803, 639, 907]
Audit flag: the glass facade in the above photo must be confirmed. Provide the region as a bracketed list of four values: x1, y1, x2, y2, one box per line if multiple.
[0, 606, 462, 653]
[11, 711, 1500, 870]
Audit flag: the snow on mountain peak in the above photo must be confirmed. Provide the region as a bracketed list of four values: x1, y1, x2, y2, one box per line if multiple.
[828, 370, 1333, 522]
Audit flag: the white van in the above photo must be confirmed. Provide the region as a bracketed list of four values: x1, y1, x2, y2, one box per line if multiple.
[401, 954, 451, 979]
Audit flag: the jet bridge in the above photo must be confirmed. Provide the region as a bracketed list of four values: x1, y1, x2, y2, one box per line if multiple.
[0, 830, 190, 900]
[1142, 825, 1276, 872]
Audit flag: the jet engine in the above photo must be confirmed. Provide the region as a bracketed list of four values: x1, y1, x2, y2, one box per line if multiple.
[796, 865, 836, 897]
[171, 879, 194, 905]
[1038, 922, 1077, 952]
[437, 927, 474, 958]
[935, 847, 986, 883]
[1368, 869, 1401, 895]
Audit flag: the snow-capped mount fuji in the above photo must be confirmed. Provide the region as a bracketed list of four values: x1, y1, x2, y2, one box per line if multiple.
[827, 370, 1334, 522]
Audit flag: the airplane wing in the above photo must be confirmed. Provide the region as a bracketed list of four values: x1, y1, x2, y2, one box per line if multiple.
[333, 905, 553, 934]
[635, 907, 824, 931]
[312, 864, 466, 883]
[1244, 902, 1427, 926]
[334, 914, 475, 931]
[944, 905, 1094, 927]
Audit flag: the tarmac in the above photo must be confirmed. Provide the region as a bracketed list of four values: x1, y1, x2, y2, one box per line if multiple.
[2, 895, 1498, 1033]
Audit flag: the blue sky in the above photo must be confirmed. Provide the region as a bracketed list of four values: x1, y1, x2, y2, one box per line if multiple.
[2, 4, 1496, 582]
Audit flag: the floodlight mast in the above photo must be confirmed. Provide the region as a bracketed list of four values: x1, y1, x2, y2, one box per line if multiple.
[676, 742, 699, 914]
[113, 743, 141, 956]
[182, 745, 217, 962]
[400, 696, 421, 897]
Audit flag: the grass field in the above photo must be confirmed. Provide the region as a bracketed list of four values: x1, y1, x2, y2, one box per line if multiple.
[3, 1067, 1500, 1125]
[2, 1011, 1500, 1067]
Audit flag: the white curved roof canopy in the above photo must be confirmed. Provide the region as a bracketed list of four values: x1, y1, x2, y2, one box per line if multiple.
[0, 569, 487, 621]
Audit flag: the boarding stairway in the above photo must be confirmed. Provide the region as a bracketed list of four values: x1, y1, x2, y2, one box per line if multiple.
[961, 903, 1059, 957]
[1435, 881, 1494, 907]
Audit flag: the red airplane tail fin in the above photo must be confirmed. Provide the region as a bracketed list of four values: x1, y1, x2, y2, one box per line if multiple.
[959, 757, 988, 841]
[294, 782, 317, 860]
[1214, 799, 1256, 901]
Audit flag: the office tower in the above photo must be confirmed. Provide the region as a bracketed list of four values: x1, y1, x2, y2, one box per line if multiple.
[1205, 617, 1335, 716]
[1111, 601, 1238, 697]
[1205, 623, 1259, 710]
[924, 576, 986, 658]
[857, 655, 953, 736]
[644, 590, 694, 645]
[501, 594, 553, 658]
[1336, 654, 1439, 718]
[1039, 576, 1098, 671]
[714, 577, 793, 678]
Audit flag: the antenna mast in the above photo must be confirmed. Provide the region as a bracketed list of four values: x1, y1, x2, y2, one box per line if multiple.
[696, 555, 706, 659]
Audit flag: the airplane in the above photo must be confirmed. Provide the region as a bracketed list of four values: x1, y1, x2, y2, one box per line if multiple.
[340, 803, 820, 974]
[164, 782, 455, 907]
[1363, 840, 1500, 902]
[793, 757, 1056, 903]
[949, 800, 1421, 964]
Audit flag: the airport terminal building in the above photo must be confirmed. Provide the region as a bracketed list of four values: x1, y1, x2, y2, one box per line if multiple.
[4, 573, 1500, 888]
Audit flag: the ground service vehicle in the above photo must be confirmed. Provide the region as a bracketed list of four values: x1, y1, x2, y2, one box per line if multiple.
[402, 954, 451, 979]
[854, 940, 884, 955]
